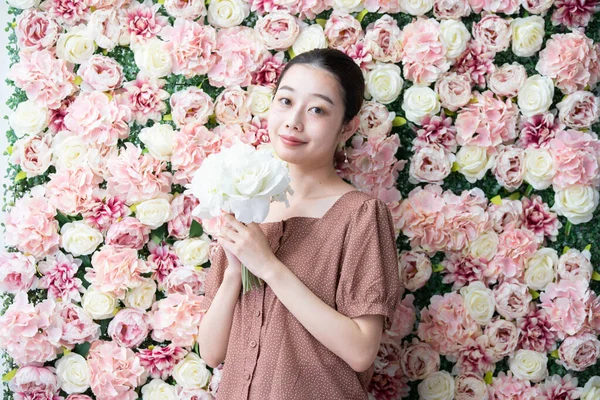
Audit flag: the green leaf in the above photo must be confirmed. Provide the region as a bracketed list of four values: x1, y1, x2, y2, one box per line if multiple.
[584, 244, 592, 252]
[288, 48, 296, 59]
[562, 246, 570, 255]
[2, 368, 17, 382]
[592, 271, 600, 281]
[550, 349, 559, 358]
[451, 162, 460, 172]
[507, 192, 521, 200]
[189, 219, 204, 238]
[74, 76, 83, 85]
[392, 116, 407, 127]
[529, 288, 540, 300]
[484, 371, 493, 385]
[315, 19, 327, 28]
[6, 145, 13, 155]
[14, 170, 27, 182]
[433, 264, 444, 273]
[73, 342, 91, 358]
[56, 210, 71, 225]
[490, 195, 502, 206]
[162, 113, 172, 121]
[356, 9, 368, 23]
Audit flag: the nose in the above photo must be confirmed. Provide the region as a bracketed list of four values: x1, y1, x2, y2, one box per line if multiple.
[285, 108, 303, 131]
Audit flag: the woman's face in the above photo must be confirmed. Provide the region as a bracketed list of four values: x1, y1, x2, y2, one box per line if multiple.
[267, 64, 348, 167]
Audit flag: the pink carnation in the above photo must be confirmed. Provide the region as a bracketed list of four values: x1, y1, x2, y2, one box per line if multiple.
[121, 0, 168, 45]
[8, 50, 76, 110]
[413, 114, 457, 153]
[454, 335, 496, 376]
[38, 251, 84, 303]
[137, 344, 188, 380]
[15, 9, 61, 54]
[147, 242, 181, 288]
[106, 142, 172, 205]
[251, 51, 285, 88]
[540, 279, 591, 339]
[41, 0, 91, 26]
[0, 251, 38, 294]
[122, 73, 169, 124]
[108, 308, 150, 348]
[521, 195, 562, 242]
[105, 216, 152, 250]
[400, 18, 450, 85]
[59, 303, 101, 348]
[551, 0, 598, 29]
[452, 40, 496, 88]
[170, 87, 214, 128]
[442, 253, 489, 290]
[537, 374, 582, 399]
[517, 113, 564, 149]
[388, 294, 416, 340]
[9, 365, 61, 400]
[364, 15, 403, 64]
[87, 340, 145, 400]
[81, 191, 131, 233]
[550, 129, 600, 190]
[46, 164, 103, 216]
[171, 124, 221, 185]
[517, 308, 557, 353]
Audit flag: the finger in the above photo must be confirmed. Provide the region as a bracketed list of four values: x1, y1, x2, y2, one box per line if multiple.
[217, 236, 235, 251]
[224, 214, 246, 231]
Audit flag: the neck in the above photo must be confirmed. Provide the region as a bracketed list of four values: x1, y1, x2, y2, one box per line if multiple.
[287, 161, 342, 200]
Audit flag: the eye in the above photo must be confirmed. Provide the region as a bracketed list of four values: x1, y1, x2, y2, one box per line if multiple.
[279, 98, 291, 106]
[310, 107, 324, 115]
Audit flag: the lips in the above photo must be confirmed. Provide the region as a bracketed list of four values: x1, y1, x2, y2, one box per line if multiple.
[279, 134, 306, 145]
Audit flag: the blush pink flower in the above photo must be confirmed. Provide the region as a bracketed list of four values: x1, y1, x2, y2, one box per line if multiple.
[493, 145, 525, 191]
[364, 0, 403, 12]
[85, 245, 152, 298]
[472, 13, 512, 54]
[357, 101, 394, 139]
[556, 91, 600, 129]
[434, 0, 472, 18]
[38, 251, 84, 303]
[251, 51, 285, 88]
[105, 216, 152, 250]
[493, 280, 532, 320]
[78, 54, 124, 92]
[454, 335, 496, 376]
[106, 143, 172, 205]
[551, 0, 598, 29]
[298, 0, 332, 19]
[521, 195, 562, 242]
[59, 303, 101, 348]
[8, 365, 60, 400]
[489, 371, 533, 399]
[442, 253, 489, 290]
[164, 265, 206, 295]
[488, 199, 524, 233]
[243, 116, 270, 147]
[488, 62, 527, 98]
[16, 9, 61, 54]
[537, 374, 582, 399]
[540, 279, 591, 339]
[41, 0, 91, 26]
[558, 332, 600, 371]
[409, 144, 454, 185]
[67, 396, 93, 400]
[490, 227, 539, 280]
[108, 308, 149, 348]
[452, 40, 496, 88]
[121, 0, 168, 45]
[147, 241, 181, 288]
[485, 318, 519, 362]
[469, 0, 520, 13]
[87, 340, 146, 400]
[171, 124, 221, 185]
[342, 40, 375, 70]
[163, 0, 206, 19]
[4, 186, 61, 260]
[48, 96, 75, 133]
[557, 248, 593, 282]
[388, 294, 416, 340]
[517, 113, 564, 149]
[46, 164, 103, 216]
[137, 344, 188, 380]
[434, 72, 473, 112]
[8, 50, 76, 110]
[170, 87, 214, 128]
[550, 129, 600, 190]
[400, 18, 450, 85]
[122, 73, 169, 124]
[81, 191, 131, 233]
[413, 114, 457, 153]
[324, 11, 363, 51]
[400, 339, 440, 381]
[368, 338, 408, 400]
[0, 251, 38, 294]
[364, 15, 403, 64]
[454, 373, 488, 400]
[214, 86, 252, 125]
[254, 11, 300, 51]
[168, 193, 200, 240]
[517, 308, 557, 353]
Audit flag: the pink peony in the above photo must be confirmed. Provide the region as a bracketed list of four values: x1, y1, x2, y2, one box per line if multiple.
[164, 0, 206, 19]
[8, 50, 76, 110]
[557, 248, 593, 282]
[46, 164, 103, 216]
[400, 18, 450, 85]
[147, 241, 181, 288]
[0, 251, 38, 294]
[521, 195, 562, 242]
[400, 339, 440, 381]
[108, 308, 150, 348]
[214, 86, 252, 125]
[67, 396, 93, 400]
[165, 265, 207, 295]
[243, 116, 270, 147]
[493, 145, 525, 191]
[517, 308, 557, 353]
[364, 0, 403, 12]
[556, 91, 600, 129]
[357, 101, 394, 139]
[87, 340, 146, 400]
[487, 198, 523, 233]
[452, 40, 495, 88]
[251, 51, 285, 88]
[137, 344, 188, 380]
[121, 72, 169, 125]
[9, 365, 61, 400]
[488, 62, 527, 98]
[47, 96, 73, 133]
[558, 332, 600, 371]
[434, 0, 472, 18]
[434, 72, 473, 113]
[363, 15, 403, 64]
[11, 133, 53, 178]
[472, 13, 512, 54]
[398, 250, 432, 292]
[550, 129, 600, 190]
[81, 191, 131, 233]
[413, 114, 458, 153]
[105, 216, 152, 250]
[409, 144, 454, 185]
[485, 318, 519, 362]
[453, 335, 496, 376]
[298, 0, 333, 20]
[324, 11, 363, 51]
[106, 143, 172, 205]
[78, 54, 124, 92]
[368, 338, 409, 400]
[388, 294, 416, 340]
[254, 11, 300, 51]
[59, 303, 101, 348]
[168, 193, 200, 239]
[517, 113, 564, 149]
[493, 280, 532, 320]
[342, 40, 375, 70]
[551, 0, 598, 29]
[454, 373, 489, 400]
[38, 251, 84, 303]
[537, 374, 582, 399]
[15, 9, 61, 54]
[489, 371, 533, 399]
[170, 87, 214, 128]
[121, 0, 168, 45]
[469, 0, 520, 13]
[540, 279, 591, 339]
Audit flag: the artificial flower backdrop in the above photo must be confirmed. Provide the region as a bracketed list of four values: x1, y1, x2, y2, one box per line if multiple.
[1, 0, 600, 398]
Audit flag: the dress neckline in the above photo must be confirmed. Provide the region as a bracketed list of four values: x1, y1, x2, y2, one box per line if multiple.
[261, 190, 360, 225]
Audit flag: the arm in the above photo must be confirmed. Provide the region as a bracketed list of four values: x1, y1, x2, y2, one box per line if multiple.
[263, 260, 384, 373]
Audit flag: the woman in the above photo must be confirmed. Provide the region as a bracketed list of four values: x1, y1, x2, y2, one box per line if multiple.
[198, 48, 401, 399]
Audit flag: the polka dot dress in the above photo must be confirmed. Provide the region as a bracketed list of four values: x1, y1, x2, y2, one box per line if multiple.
[199, 191, 401, 400]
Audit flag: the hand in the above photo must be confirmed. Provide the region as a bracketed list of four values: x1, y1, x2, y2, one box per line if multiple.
[216, 214, 278, 282]
[222, 247, 242, 281]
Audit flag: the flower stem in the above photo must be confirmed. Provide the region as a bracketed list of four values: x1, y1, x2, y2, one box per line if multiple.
[241, 265, 264, 293]
[524, 184, 533, 197]
[565, 221, 572, 237]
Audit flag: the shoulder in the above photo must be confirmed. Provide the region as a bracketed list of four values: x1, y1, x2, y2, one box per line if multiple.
[338, 191, 391, 223]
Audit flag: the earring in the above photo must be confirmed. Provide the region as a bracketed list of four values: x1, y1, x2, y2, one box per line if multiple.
[344, 147, 348, 164]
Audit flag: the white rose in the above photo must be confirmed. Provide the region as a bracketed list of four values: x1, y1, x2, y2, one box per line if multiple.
[468, 230, 499, 261]
[366, 63, 404, 105]
[7, 0, 39, 9]
[402, 85, 441, 125]
[56, 25, 97, 64]
[142, 379, 178, 400]
[51, 131, 89, 170]
[460, 281, 495, 325]
[139, 123, 175, 161]
[455, 145, 496, 183]
[511, 16, 545, 57]
[134, 38, 173, 78]
[9, 100, 49, 138]
[518, 75, 554, 117]
[524, 248, 558, 291]
[174, 236, 211, 267]
[440, 20, 471, 59]
[292, 23, 328, 56]
[418, 371, 455, 400]
[89, 9, 121, 51]
[552, 185, 600, 225]
[173, 353, 212, 389]
[60, 221, 103, 257]
[56, 353, 91, 394]
[333, 0, 364, 13]
[523, 147, 556, 190]
[124, 278, 157, 310]
[509, 349, 548, 382]
[207, 0, 249, 28]
[135, 197, 173, 229]
[247, 85, 274, 118]
[582, 376, 600, 400]
[401, 0, 434, 15]
[81, 286, 118, 320]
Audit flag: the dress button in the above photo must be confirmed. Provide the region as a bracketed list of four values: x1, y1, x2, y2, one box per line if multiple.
[246, 372, 252, 381]
[255, 309, 261, 317]
[249, 340, 257, 348]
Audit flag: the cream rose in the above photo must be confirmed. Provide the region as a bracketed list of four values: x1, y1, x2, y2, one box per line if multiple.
[56, 25, 97, 64]
[81, 286, 118, 320]
[418, 371, 455, 400]
[139, 123, 176, 161]
[523, 147, 556, 190]
[440, 20, 471, 59]
[455, 145, 496, 183]
[582, 377, 600, 400]
[524, 248, 558, 290]
[142, 379, 178, 400]
[509, 349, 548, 383]
[333, 0, 364, 12]
[552, 185, 600, 225]
[402, 85, 441, 125]
[401, 0, 434, 15]
[207, 0, 250, 28]
[133, 38, 173, 78]
[60, 221, 104, 257]
[135, 198, 173, 229]
[56, 353, 91, 394]
[174, 236, 211, 267]
[517, 75, 554, 117]
[460, 281, 495, 325]
[173, 353, 212, 389]
[292, 23, 328, 56]
[467, 230, 499, 261]
[9, 100, 49, 138]
[124, 278, 157, 310]
[511, 16, 545, 57]
[51, 131, 89, 170]
[366, 63, 404, 105]
[7, 0, 39, 9]
[247, 85, 274, 118]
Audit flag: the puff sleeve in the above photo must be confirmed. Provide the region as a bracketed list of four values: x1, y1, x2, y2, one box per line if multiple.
[199, 244, 228, 314]
[335, 198, 401, 331]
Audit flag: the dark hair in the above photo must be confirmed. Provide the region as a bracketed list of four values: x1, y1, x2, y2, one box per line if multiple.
[274, 48, 365, 125]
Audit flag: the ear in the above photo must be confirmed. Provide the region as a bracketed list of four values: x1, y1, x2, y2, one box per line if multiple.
[339, 116, 360, 143]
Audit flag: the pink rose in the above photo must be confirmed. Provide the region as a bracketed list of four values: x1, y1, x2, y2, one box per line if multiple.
[9, 366, 60, 400]
[521, 195, 562, 242]
[558, 332, 600, 371]
[398, 250, 432, 291]
[46, 164, 103, 216]
[16, 9, 60, 54]
[540, 279, 591, 339]
[214, 86, 252, 124]
[452, 40, 496, 88]
[485, 318, 519, 361]
[454, 335, 496, 376]
[556, 91, 600, 129]
[165, 265, 207, 295]
[122, 72, 169, 125]
[364, 15, 403, 63]
[87, 340, 145, 400]
[324, 11, 363, 51]
[493, 145, 525, 191]
[108, 308, 149, 348]
[473, 13, 512, 53]
[488, 62, 527, 98]
[38, 251, 84, 303]
[137, 344, 188, 380]
[434, 72, 472, 112]
[409, 144, 454, 185]
[454, 373, 489, 400]
[388, 294, 416, 340]
[11, 132, 53, 178]
[105, 217, 152, 250]
[550, 129, 600, 190]
[517, 112, 564, 149]
[164, 0, 206, 19]
[78, 54, 123, 92]
[170, 87, 214, 128]
[251, 51, 285, 88]
[59, 303, 101, 348]
[0, 251, 38, 294]
[401, 339, 440, 381]
[357, 101, 394, 139]
[121, 0, 168, 45]
[85, 245, 152, 298]
[434, 0, 472, 18]
[557, 248, 593, 282]
[254, 11, 300, 51]
[493, 280, 532, 320]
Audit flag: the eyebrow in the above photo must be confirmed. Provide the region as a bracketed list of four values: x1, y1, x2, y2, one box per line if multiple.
[278, 85, 335, 106]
